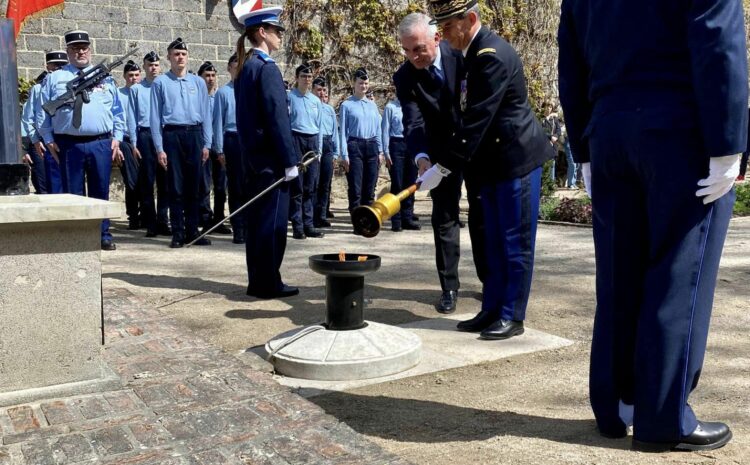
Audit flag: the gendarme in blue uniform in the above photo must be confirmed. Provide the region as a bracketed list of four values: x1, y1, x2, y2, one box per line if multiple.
[314, 100, 339, 226]
[558, 0, 748, 446]
[381, 99, 416, 229]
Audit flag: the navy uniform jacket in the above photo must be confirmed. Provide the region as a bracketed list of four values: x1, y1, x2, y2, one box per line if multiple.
[558, 0, 749, 162]
[235, 50, 296, 178]
[393, 41, 462, 168]
[449, 27, 552, 183]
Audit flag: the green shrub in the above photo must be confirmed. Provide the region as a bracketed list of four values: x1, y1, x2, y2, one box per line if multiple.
[540, 196, 592, 224]
[735, 182, 750, 216]
[538, 196, 559, 221]
[541, 159, 556, 198]
[18, 77, 34, 106]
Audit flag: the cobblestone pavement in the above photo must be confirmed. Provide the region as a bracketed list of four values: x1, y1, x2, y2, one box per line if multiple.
[0, 289, 410, 465]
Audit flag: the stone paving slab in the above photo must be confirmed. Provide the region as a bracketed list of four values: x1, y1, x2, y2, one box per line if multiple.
[258, 314, 573, 397]
[0, 289, 410, 465]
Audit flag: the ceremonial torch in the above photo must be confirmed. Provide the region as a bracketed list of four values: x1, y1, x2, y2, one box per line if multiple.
[351, 162, 450, 237]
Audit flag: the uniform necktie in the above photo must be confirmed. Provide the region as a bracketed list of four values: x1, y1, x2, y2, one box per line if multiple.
[429, 65, 445, 86]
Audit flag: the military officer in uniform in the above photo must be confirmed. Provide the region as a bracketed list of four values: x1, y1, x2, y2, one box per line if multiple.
[120, 60, 142, 230]
[312, 77, 339, 227]
[38, 31, 126, 251]
[22, 50, 68, 194]
[428, 1, 553, 337]
[559, 0, 747, 451]
[234, 1, 299, 299]
[150, 38, 213, 248]
[287, 62, 325, 239]
[339, 67, 384, 215]
[394, 12, 486, 313]
[213, 52, 246, 244]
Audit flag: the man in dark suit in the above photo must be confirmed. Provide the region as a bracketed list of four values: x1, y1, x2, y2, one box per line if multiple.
[394, 12, 486, 314]
[428, 0, 553, 339]
[559, 0, 747, 452]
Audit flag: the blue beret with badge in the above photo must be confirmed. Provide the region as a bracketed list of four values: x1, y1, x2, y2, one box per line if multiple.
[198, 61, 217, 75]
[167, 37, 188, 51]
[143, 51, 160, 63]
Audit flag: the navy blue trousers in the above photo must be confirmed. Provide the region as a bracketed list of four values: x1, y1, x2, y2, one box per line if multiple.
[314, 135, 335, 225]
[136, 127, 169, 234]
[345, 137, 379, 212]
[23, 138, 47, 194]
[245, 169, 290, 294]
[56, 134, 113, 241]
[388, 138, 416, 228]
[200, 150, 228, 226]
[44, 150, 63, 194]
[119, 138, 140, 225]
[480, 166, 541, 321]
[163, 125, 203, 241]
[588, 110, 734, 442]
[740, 150, 748, 177]
[224, 132, 247, 235]
[290, 131, 319, 232]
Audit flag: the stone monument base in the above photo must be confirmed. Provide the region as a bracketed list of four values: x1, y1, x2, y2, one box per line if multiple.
[0, 194, 122, 407]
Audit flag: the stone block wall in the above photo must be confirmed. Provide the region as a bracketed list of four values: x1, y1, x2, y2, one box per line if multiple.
[0, 0, 279, 85]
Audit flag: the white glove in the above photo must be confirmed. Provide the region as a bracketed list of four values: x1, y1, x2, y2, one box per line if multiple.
[581, 162, 592, 197]
[284, 166, 299, 181]
[696, 154, 741, 204]
[417, 163, 451, 191]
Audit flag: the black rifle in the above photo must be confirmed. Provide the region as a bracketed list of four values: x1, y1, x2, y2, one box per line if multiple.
[42, 47, 138, 128]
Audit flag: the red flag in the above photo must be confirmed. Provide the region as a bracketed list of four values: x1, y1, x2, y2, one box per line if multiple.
[5, 0, 64, 37]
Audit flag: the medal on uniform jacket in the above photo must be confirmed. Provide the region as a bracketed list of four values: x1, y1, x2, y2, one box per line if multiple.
[460, 78, 467, 112]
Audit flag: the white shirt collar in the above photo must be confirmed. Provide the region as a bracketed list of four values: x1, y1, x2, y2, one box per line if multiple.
[462, 27, 482, 57]
[432, 45, 443, 71]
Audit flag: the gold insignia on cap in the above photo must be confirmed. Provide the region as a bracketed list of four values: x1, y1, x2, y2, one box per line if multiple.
[477, 48, 496, 56]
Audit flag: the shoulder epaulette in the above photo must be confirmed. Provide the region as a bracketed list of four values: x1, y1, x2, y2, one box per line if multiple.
[477, 48, 496, 56]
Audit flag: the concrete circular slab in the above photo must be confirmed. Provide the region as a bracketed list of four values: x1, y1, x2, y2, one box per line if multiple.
[266, 322, 422, 381]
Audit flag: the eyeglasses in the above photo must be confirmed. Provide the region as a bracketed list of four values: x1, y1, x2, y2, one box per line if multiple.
[69, 45, 90, 53]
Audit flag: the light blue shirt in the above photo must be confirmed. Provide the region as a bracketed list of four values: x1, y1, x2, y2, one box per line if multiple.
[127, 79, 156, 146]
[381, 99, 404, 159]
[37, 64, 125, 143]
[339, 96, 383, 160]
[212, 81, 236, 153]
[21, 83, 42, 142]
[319, 102, 339, 157]
[149, 71, 212, 153]
[287, 88, 323, 153]
[118, 86, 135, 142]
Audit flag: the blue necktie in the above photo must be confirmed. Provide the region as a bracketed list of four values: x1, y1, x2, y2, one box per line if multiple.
[429, 65, 445, 86]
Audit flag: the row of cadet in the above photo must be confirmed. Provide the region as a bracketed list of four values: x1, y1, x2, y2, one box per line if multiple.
[19, 31, 420, 250]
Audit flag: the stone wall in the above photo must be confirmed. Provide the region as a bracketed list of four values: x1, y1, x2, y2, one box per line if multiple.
[1, 0, 268, 85]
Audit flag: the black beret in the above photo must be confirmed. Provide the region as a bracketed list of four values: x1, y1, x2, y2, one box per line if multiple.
[124, 60, 141, 73]
[353, 67, 368, 80]
[312, 77, 327, 87]
[143, 51, 160, 63]
[228, 52, 238, 65]
[295, 62, 313, 76]
[167, 37, 188, 51]
[198, 61, 217, 75]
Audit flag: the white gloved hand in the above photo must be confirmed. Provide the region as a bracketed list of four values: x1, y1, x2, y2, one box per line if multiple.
[696, 154, 741, 204]
[417, 163, 451, 191]
[284, 166, 299, 181]
[581, 162, 592, 197]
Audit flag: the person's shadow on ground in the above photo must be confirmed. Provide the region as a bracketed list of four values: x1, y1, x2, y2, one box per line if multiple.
[307, 392, 632, 450]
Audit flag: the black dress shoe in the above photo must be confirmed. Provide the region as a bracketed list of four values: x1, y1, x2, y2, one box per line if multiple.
[170, 238, 184, 248]
[412, 215, 419, 221]
[633, 421, 732, 452]
[436, 290, 458, 314]
[326, 210, 335, 218]
[157, 224, 172, 236]
[145, 231, 158, 238]
[457, 310, 498, 332]
[304, 228, 325, 238]
[213, 223, 232, 235]
[480, 319, 524, 340]
[247, 284, 300, 299]
[190, 237, 212, 246]
[101, 239, 117, 251]
[293, 230, 306, 239]
[315, 220, 332, 228]
[391, 225, 403, 232]
[457, 220, 466, 228]
[402, 221, 421, 230]
[127, 221, 140, 230]
[232, 233, 245, 244]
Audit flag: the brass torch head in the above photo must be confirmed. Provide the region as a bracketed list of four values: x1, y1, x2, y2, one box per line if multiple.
[352, 205, 382, 237]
